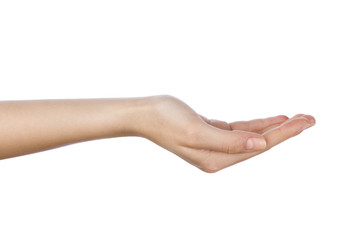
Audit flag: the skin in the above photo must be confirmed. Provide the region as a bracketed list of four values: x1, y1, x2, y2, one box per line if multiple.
[0, 95, 315, 173]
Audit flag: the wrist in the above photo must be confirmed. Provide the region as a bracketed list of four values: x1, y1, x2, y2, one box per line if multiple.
[111, 96, 155, 138]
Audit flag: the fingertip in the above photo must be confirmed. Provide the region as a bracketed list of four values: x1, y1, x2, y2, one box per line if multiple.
[306, 115, 316, 125]
[293, 116, 316, 134]
[291, 114, 315, 124]
[298, 114, 316, 125]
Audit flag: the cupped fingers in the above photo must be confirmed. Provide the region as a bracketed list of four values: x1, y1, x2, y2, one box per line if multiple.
[222, 114, 317, 166]
[177, 114, 316, 173]
[262, 115, 316, 149]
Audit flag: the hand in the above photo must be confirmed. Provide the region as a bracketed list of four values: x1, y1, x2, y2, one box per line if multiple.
[140, 95, 316, 173]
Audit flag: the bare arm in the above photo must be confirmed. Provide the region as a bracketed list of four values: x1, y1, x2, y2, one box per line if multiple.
[0, 95, 315, 172]
[0, 97, 150, 160]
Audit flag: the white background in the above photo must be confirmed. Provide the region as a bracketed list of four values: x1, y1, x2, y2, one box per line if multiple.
[0, 0, 359, 239]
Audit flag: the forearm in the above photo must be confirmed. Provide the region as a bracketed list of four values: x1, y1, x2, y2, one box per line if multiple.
[0, 97, 150, 160]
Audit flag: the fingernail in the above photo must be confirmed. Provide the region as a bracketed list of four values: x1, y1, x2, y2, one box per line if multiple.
[246, 138, 267, 150]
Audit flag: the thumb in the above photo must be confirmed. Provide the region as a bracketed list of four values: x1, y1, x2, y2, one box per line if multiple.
[194, 125, 267, 154]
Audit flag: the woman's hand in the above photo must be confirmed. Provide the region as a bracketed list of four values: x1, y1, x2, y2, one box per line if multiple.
[140, 95, 316, 173]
